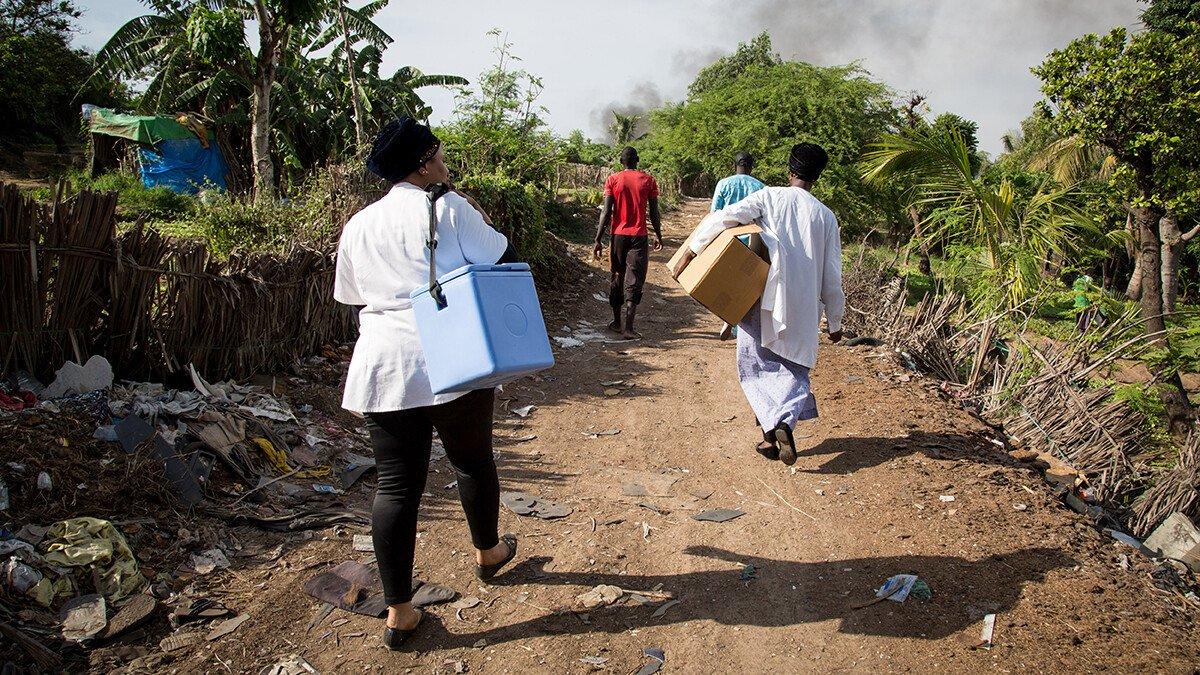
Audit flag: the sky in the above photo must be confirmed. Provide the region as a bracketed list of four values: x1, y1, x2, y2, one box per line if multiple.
[73, 0, 1144, 155]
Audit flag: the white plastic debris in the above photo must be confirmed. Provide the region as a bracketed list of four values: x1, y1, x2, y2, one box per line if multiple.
[43, 356, 113, 398]
[37, 472, 52, 491]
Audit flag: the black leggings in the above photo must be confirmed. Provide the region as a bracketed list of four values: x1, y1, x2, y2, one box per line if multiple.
[365, 388, 500, 605]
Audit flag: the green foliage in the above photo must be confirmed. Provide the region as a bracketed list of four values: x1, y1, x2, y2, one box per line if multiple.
[153, 192, 323, 258]
[1034, 26, 1200, 216]
[440, 30, 559, 189]
[1, 0, 80, 36]
[31, 171, 195, 221]
[561, 130, 612, 166]
[456, 172, 548, 263]
[640, 34, 899, 233]
[1140, 0, 1200, 36]
[688, 32, 780, 100]
[863, 127, 1122, 313]
[0, 0, 127, 151]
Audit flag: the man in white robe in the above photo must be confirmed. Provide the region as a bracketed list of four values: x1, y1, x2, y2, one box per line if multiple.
[672, 143, 845, 465]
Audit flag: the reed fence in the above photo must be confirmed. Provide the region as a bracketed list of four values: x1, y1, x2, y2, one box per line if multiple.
[0, 183, 354, 382]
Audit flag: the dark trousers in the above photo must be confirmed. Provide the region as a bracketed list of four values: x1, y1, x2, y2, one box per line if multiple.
[609, 234, 649, 309]
[365, 388, 500, 605]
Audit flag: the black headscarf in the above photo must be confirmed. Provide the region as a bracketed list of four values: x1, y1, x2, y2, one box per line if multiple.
[788, 142, 829, 182]
[366, 117, 441, 183]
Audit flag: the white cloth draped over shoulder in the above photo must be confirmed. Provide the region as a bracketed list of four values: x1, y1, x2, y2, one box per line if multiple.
[334, 182, 508, 413]
[688, 186, 845, 369]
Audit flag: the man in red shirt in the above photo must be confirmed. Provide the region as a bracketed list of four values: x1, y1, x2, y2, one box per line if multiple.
[593, 147, 663, 339]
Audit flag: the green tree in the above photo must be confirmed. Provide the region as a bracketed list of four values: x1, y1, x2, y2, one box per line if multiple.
[1, 0, 78, 35]
[862, 128, 1114, 313]
[641, 34, 899, 233]
[98, 0, 328, 199]
[688, 31, 780, 99]
[440, 30, 559, 188]
[0, 0, 125, 153]
[608, 111, 640, 146]
[1140, 0, 1200, 35]
[1034, 25, 1200, 424]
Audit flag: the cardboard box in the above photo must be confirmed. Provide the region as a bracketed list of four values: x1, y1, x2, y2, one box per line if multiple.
[667, 223, 769, 325]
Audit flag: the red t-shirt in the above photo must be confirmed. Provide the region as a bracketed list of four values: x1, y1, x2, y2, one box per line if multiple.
[604, 169, 660, 236]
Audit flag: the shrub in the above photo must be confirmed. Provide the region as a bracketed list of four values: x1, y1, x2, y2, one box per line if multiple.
[457, 172, 549, 264]
[30, 170, 195, 222]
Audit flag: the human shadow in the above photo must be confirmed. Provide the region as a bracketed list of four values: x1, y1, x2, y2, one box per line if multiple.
[794, 431, 1021, 476]
[413, 544, 1075, 650]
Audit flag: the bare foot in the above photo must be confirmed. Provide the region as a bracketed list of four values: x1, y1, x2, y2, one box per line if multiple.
[621, 329, 641, 340]
[387, 604, 422, 630]
[477, 539, 512, 566]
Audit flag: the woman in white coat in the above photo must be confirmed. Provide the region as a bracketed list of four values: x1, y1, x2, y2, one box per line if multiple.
[334, 117, 520, 649]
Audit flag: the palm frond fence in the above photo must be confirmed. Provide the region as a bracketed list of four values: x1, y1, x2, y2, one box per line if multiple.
[842, 256, 1195, 536]
[0, 183, 354, 383]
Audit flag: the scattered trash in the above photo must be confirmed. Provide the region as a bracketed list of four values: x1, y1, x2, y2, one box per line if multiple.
[114, 414, 154, 453]
[583, 428, 621, 439]
[508, 434, 538, 443]
[37, 472, 52, 491]
[576, 585, 625, 610]
[553, 336, 586, 348]
[312, 484, 343, 495]
[93, 425, 119, 442]
[260, 654, 318, 675]
[1014, 503, 1028, 511]
[910, 579, 933, 601]
[159, 631, 201, 653]
[688, 488, 714, 500]
[600, 380, 625, 386]
[1104, 528, 1149, 555]
[939, 495, 956, 503]
[604, 388, 621, 396]
[0, 479, 8, 511]
[352, 534, 374, 552]
[580, 655, 609, 667]
[43, 355, 113, 398]
[101, 593, 156, 639]
[500, 491, 573, 519]
[411, 580, 458, 607]
[511, 405, 536, 418]
[575, 584, 673, 610]
[1144, 512, 1200, 571]
[692, 508, 744, 523]
[60, 594, 107, 642]
[304, 561, 388, 617]
[636, 647, 666, 675]
[740, 564, 757, 582]
[592, 292, 608, 303]
[42, 517, 146, 601]
[877, 574, 918, 602]
[651, 598, 681, 619]
[190, 548, 231, 575]
[171, 598, 231, 626]
[442, 660, 468, 673]
[974, 613, 996, 650]
[206, 613, 250, 641]
[451, 596, 481, 620]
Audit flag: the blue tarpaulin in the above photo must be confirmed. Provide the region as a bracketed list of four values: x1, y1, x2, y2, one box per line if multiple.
[84, 106, 229, 194]
[138, 138, 228, 194]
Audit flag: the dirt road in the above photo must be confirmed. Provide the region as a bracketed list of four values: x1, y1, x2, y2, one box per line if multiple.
[152, 199, 1198, 673]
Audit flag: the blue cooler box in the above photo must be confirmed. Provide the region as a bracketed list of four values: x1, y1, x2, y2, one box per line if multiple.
[410, 263, 555, 394]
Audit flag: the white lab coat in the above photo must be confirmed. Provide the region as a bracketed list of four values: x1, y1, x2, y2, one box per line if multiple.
[689, 186, 845, 369]
[334, 182, 508, 413]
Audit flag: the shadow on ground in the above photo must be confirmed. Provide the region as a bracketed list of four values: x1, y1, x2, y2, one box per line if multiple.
[406, 545, 1074, 649]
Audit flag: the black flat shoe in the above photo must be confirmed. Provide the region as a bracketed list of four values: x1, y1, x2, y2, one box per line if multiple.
[382, 609, 423, 651]
[475, 534, 518, 581]
[774, 425, 797, 466]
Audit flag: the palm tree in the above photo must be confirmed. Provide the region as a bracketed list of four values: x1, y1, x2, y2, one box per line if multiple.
[609, 111, 640, 146]
[862, 129, 1118, 313]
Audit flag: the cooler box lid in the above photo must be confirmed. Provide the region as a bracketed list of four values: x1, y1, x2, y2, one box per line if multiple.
[410, 263, 532, 299]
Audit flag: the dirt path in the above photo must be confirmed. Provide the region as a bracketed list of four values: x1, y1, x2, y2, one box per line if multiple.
[166, 199, 1198, 673]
